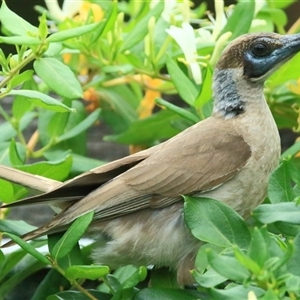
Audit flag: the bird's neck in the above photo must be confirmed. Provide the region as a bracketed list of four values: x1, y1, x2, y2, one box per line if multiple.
[212, 68, 264, 119]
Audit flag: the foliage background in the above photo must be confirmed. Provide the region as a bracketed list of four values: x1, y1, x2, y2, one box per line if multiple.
[1, 0, 300, 299]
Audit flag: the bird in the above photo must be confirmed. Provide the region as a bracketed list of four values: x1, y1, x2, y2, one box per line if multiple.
[1, 32, 300, 285]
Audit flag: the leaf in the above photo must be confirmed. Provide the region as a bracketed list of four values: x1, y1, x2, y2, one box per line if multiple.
[210, 285, 264, 300]
[0, 220, 37, 236]
[34, 58, 83, 99]
[51, 211, 94, 259]
[0, 179, 14, 202]
[207, 250, 250, 282]
[166, 56, 198, 106]
[8, 90, 75, 112]
[9, 139, 23, 165]
[47, 290, 112, 300]
[194, 66, 213, 108]
[56, 108, 101, 143]
[31, 269, 70, 300]
[104, 109, 182, 145]
[287, 232, 300, 276]
[0, 35, 40, 45]
[120, 2, 164, 51]
[65, 265, 109, 281]
[155, 98, 199, 123]
[3, 232, 49, 264]
[193, 268, 227, 288]
[0, 1, 38, 36]
[18, 155, 72, 181]
[47, 21, 105, 42]
[268, 161, 294, 203]
[8, 70, 34, 89]
[134, 288, 204, 300]
[220, 0, 255, 40]
[184, 196, 251, 249]
[247, 227, 269, 267]
[252, 202, 300, 224]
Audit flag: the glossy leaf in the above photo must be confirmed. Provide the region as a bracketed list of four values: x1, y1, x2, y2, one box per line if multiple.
[0, 1, 38, 36]
[3, 233, 49, 264]
[166, 56, 198, 106]
[120, 2, 164, 51]
[220, 0, 255, 40]
[105, 109, 182, 145]
[51, 211, 94, 259]
[0, 179, 14, 202]
[48, 290, 112, 300]
[18, 156, 72, 181]
[56, 108, 101, 143]
[0, 35, 40, 44]
[268, 161, 294, 203]
[210, 286, 264, 300]
[184, 196, 251, 249]
[65, 265, 109, 281]
[31, 269, 70, 300]
[0, 220, 37, 236]
[47, 22, 105, 42]
[253, 202, 300, 224]
[207, 250, 250, 282]
[34, 58, 83, 99]
[8, 90, 75, 112]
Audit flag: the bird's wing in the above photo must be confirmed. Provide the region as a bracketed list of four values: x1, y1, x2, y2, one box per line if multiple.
[1, 150, 152, 207]
[1, 117, 251, 244]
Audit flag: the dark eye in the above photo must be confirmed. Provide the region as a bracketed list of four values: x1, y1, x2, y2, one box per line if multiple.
[251, 42, 269, 57]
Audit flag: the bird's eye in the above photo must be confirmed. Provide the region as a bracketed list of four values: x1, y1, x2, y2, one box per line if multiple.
[251, 42, 269, 57]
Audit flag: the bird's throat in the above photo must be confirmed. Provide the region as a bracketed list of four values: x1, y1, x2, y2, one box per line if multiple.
[212, 68, 246, 119]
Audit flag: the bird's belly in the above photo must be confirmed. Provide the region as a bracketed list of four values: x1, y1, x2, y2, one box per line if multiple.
[90, 203, 200, 274]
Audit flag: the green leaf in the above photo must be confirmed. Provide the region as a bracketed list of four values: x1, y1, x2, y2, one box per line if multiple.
[220, 0, 255, 40]
[184, 196, 251, 249]
[0, 220, 37, 236]
[134, 288, 204, 300]
[268, 161, 294, 203]
[194, 66, 213, 108]
[166, 56, 198, 106]
[233, 246, 261, 274]
[120, 1, 164, 51]
[105, 109, 181, 145]
[8, 70, 34, 90]
[287, 232, 300, 276]
[155, 98, 199, 123]
[0, 1, 38, 36]
[18, 156, 72, 181]
[3, 232, 49, 264]
[47, 21, 104, 42]
[9, 139, 23, 165]
[253, 202, 300, 224]
[51, 211, 94, 259]
[34, 58, 83, 99]
[0, 179, 14, 202]
[47, 290, 112, 300]
[8, 89, 75, 112]
[210, 285, 264, 300]
[207, 250, 250, 282]
[247, 227, 269, 267]
[65, 265, 109, 281]
[0, 35, 41, 45]
[193, 268, 227, 288]
[56, 108, 101, 143]
[31, 269, 70, 300]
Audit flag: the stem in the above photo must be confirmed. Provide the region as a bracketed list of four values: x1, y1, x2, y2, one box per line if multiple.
[288, 17, 300, 34]
[31, 137, 56, 158]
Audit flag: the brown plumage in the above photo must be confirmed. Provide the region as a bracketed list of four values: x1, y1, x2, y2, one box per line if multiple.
[2, 32, 300, 284]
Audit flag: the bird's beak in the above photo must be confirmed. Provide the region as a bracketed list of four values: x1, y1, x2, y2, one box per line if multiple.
[280, 33, 300, 59]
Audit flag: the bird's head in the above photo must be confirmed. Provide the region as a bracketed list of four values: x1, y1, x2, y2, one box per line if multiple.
[216, 32, 300, 83]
